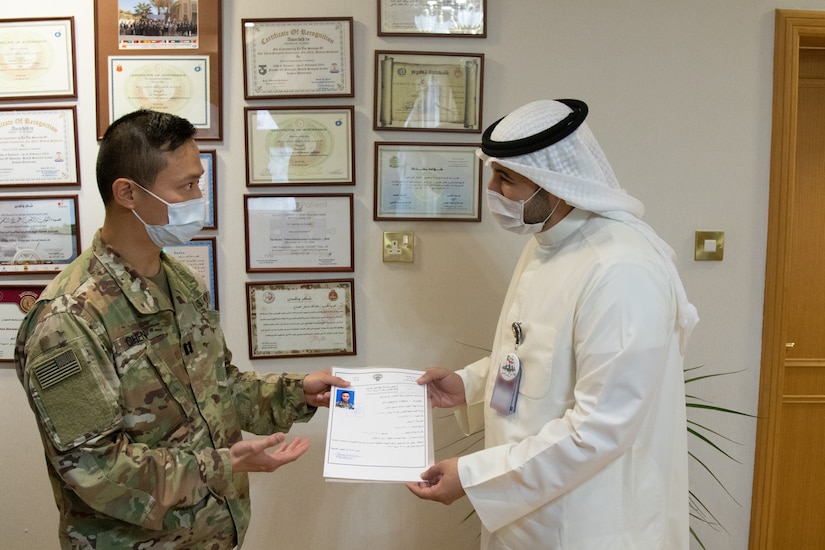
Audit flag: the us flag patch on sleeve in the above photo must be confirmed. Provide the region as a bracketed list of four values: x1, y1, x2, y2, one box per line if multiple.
[33, 349, 81, 390]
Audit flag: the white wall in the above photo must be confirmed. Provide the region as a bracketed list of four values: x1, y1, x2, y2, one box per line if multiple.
[3, 1, 824, 548]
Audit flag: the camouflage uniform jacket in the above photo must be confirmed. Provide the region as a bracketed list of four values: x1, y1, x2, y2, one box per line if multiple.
[15, 230, 316, 549]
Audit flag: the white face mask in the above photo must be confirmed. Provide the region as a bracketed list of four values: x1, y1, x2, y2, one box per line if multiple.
[486, 188, 560, 234]
[132, 183, 205, 247]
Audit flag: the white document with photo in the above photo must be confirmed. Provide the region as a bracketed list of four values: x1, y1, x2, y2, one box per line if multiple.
[323, 366, 433, 482]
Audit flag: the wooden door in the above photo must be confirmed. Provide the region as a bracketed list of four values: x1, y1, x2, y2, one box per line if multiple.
[750, 10, 825, 549]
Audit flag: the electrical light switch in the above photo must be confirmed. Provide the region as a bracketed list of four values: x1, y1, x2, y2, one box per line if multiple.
[704, 239, 717, 253]
[694, 231, 724, 261]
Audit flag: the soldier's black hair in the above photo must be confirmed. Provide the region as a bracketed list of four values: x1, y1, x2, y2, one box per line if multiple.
[96, 109, 197, 205]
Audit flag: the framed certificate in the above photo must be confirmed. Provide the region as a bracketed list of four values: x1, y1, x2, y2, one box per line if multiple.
[163, 237, 219, 310]
[0, 107, 80, 188]
[246, 278, 356, 359]
[93, 0, 223, 140]
[374, 51, 483, 132]
[374, 142, 482, 221]
[199, 150, 217, 229]
[107, 55, 211, 128]
[242, 17, 354, 99]
[0, 285, 45, 363]
[378, 0, 487, 37]
[245, 106, 355, 186]
[244, 194, 354, 273]
[0, 17, 77, 99]
[0, 195, 81, 275]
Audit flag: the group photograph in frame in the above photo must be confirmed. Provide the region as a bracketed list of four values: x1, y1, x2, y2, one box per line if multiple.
[242, 17, 354, 99]
[374, 50, 483, 132]
[199, 149, 217, 229]
[93, 0, 223, 140]
[163, 237, 219, 310]
[378, 0, 486, 37]
[0, 17, 77, 100]
[0, 285, 45, 363]
[0, 195, 80, 275]
[0, 107, 80, 188]
[244, 193, 354, 273]
[374, 142, 482, 221]
[245, 106, 354, 186]
[246, 278, 356, 360]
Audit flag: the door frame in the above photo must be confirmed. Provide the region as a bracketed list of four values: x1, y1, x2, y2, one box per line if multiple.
[750, 9, 825, 548]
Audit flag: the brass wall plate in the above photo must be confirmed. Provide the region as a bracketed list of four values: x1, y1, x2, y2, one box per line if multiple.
[694, 231, 724, 261]
[383, 231, 414, 262]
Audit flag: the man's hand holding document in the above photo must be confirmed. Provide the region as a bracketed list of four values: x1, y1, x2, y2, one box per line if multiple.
[323, 367, 434, 482]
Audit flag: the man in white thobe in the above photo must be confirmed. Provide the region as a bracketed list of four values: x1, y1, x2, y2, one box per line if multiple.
[407, 99, 698, 549]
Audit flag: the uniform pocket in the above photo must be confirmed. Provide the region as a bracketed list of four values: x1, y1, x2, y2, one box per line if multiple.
[117, 342, 188, 447]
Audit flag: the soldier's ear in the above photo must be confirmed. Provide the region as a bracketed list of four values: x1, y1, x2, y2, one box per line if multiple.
[111, 178, 138, 209]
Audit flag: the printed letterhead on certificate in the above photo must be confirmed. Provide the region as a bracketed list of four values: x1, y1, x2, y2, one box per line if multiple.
[324, 367, 433, 482]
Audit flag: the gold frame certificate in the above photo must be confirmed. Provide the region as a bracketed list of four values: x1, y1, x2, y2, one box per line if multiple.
[242, 17, 354, 99]
[245, 106, 354, 186]
[374, 50, 483, 132]
[0, 17, 77, 99]
[108, 55, 210, 128]
[323, 366, 434, 482]
[246, 279, 356, 359]
[0, 107, 80, 187]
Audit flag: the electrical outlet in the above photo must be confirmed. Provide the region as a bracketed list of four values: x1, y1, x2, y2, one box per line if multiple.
[383, 231, 414, 262]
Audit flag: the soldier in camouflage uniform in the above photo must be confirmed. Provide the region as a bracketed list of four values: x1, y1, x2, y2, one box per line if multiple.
[15, 110, 348, 549]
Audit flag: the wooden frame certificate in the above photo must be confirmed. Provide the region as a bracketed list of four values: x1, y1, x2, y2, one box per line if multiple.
[163, 237, 219, 311]
[245, 106, 354, 186]
[374, 50, 483, 132]
[94, 0, 223, 140]
[374, 142, 482, 221]
[246, 279, 356, 359]
[242, 17, 354, 99]
[324, 366, 434, 482]
[0, 107, 80, 188]
[244, 194, 354, 272]
[378, 0, 487, 37]
[0, 285, 45, 363]
[0, 195, 80, 274]
[0, 17, 77, 99]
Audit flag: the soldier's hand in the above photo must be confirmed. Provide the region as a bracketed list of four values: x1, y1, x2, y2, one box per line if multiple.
[302, 369, 350, 408]
[230, 433, 310, 473]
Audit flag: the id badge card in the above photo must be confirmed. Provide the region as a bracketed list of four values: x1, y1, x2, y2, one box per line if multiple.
[490, 352, 522, 415]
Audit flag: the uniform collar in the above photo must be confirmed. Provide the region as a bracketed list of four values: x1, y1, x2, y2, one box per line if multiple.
[92, 230, 203, 314]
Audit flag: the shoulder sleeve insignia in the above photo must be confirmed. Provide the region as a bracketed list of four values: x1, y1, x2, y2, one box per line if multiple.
[33, 349, 81, 390]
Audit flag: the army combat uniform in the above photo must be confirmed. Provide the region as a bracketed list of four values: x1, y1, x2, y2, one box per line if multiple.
[15, 231, 315, 549]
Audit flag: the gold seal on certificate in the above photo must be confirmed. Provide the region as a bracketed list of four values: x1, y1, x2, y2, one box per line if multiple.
[245, 106, 354, 185]
[124, 62, 192, 113]
[264, 117, 333, 174]
[0, 29, 52, 83]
